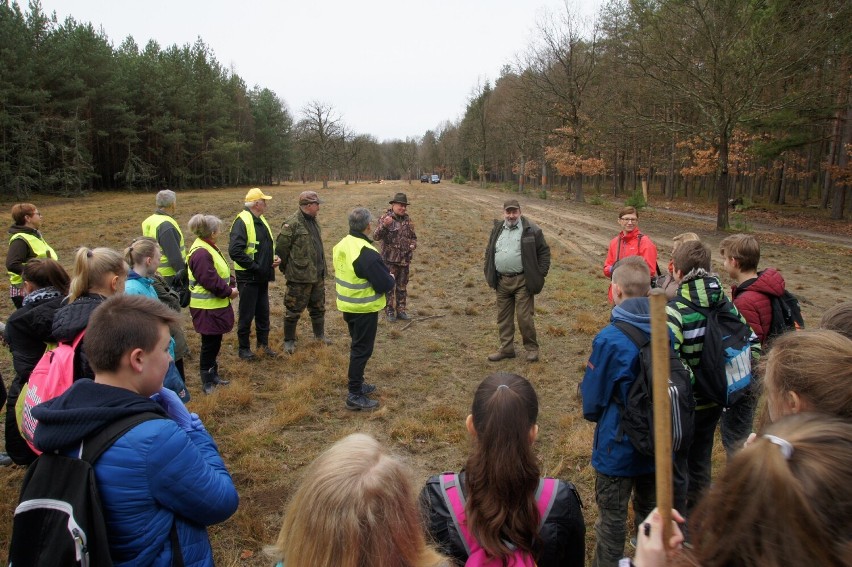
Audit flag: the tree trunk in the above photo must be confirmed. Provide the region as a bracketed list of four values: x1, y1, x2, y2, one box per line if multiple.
[575, 174, 585, 203]
[715, 132, 730, 229]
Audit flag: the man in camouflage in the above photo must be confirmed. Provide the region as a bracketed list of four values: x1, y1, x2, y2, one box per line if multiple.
[275, 191, 329, 354]
[372, 192, 417, 321]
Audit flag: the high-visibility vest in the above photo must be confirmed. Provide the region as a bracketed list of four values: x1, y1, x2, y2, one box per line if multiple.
[142, 213, 186, 277]
[230, 210, 272, 271]
[187, 239, 231, 310]
[333, 235, 387, 314]
[7, 232, 58, 286]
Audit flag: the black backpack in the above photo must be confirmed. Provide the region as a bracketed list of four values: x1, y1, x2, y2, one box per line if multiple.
[8, 412, 183, 567]
[767, 290, 805, 340]
[613, 321, 695, 456]
[680, 298, 754, 408]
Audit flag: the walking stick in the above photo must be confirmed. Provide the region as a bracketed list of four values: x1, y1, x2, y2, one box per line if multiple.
[650, 289, 673, 551]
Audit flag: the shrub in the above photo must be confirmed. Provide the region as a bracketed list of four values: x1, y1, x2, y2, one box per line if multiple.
[589, 194, 605, 206]
[625, 190, 646, 209]
[452, 174, 467, 184]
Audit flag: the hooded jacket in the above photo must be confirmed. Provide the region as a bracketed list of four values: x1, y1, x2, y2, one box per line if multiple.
[730, 268, 786, 345]
[581, 297, 656, 476]
[32, 379, 239, 567]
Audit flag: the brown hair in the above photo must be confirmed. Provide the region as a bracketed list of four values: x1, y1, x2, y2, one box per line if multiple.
[85, 295, 178, 373]
[719, 234, 760, 272]
[22, 258, 70, 296]
[612, 256, 651, 298]
[69, 247, 128, 302]
[672, 240, 710, 274]
[465, 373, 541, 562]
[618, 206, 638, 219]
[11, 203, 37, 226]
[124, 237, 159, 268]
[680, 413, 852, 567]
[761, 329, 852, 421]
[819, 301, 852, 340]
[269, 433, 445, 567]
[671, 232, 700, 253]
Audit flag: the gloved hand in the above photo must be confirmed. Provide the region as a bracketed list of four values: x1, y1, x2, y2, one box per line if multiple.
[152, 386, 192, 431]
[189, 412, 206, 433]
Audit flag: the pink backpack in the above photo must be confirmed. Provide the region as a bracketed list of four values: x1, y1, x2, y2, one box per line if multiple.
[21, 330, 86, 454]
[439, 473, 559, 567]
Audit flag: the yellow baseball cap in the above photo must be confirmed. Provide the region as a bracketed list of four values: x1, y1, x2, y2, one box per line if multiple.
[245, 188, 272, 201]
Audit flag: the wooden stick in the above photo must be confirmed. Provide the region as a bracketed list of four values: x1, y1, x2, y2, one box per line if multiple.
[400, 314, 446, 331]
[650, 289, 673, 552]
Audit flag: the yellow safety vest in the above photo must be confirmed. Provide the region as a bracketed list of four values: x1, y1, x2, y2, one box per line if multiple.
[142, 213, 186, 277]
[7, 232, 58, 286]
[187, 239, 231, 310]
[230, 210, 273, 271]
[333, 235, 387, 313]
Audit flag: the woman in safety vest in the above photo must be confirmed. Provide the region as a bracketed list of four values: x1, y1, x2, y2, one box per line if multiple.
[6, 203, 58, 309]
[186, 214, 238, 395]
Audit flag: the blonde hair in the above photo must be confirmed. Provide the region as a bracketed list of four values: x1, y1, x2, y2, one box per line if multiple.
[681, 413, 852, 567]
[124, 237, 159, 268]
[719, 234, 761, 272]
[612, 255, 651, 298]
[671, 232, 700, 253]
[761, 329, 852, 421]
[69, 247, 127, 302]
[269, 433, 445, 567]
[819, 301, 852, 340]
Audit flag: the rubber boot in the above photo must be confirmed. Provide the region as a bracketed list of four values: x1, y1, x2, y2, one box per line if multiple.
[211, 362, 230, 386]
[201, 369, 216, 395]
[312, 318, 332, 345]
[284, 319, 298, 354]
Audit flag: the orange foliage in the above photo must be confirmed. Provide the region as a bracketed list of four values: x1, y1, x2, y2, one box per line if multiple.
[825, 144, 852, 188]
[544, 145, 605, 177]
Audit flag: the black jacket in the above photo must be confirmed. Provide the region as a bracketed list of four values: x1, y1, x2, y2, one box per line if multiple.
[420, 472, 585, 567]
[484, 216, 551, 295]
[229, 209, 276, 283]
[51, 293, 108, 380]
[5, 291, 64, 382]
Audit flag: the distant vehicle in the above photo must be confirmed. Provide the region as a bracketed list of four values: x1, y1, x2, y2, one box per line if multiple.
[420, 175, 429, 183]
[430, 174, 440, 184]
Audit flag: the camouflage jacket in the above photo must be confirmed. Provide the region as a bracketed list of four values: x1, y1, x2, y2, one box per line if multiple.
[275, 210, 326, 283]
[372, 209, 417, 265]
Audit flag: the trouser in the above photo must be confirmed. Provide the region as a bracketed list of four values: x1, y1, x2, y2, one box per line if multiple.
[236, 280, 270, 349]
[687, 404, 724, 513]
[495, 273, 537, 354]
[284, 281, 326, 339]
[592, 471, 656, 567]
[342, 311, 378, 395]
[199, 334, 223, 377]
[385, 263, 410, 315]
[720, 384, 757, 460]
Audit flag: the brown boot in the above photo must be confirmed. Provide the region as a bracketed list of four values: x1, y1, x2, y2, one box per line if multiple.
[487, 350, 516, 362]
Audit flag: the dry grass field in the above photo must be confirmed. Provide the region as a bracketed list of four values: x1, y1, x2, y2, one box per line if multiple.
[0, 181, 849, 565]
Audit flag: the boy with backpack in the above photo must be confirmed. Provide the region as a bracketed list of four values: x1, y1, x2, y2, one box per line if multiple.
[10, 294, 239, 566]
[718, 234, 802, 458]
[666, 241, 760, 514]
[582, 256, 693, 567]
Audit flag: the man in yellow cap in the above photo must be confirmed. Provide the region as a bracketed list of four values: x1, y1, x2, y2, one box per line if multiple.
[229, 188, 280, 360]
[275, 191, 328, 354]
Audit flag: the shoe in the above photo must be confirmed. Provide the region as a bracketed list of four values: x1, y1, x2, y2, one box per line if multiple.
[314, 335, 332, 345]
[211, 362, 229, 385]
[346, 394, 379, 411]
[0, 452, 12, 467]
[258, 345, 278, 357]
[396, 312, 410, 320]
[487, 351, 516, 362]
[284, 340, 296, 354]
[526, 351, 540, 362]
[387, 313, 397, 322]
[202, 382, 215, 395]
[361, 383, 376, 395]
[238, 348, 256, 361]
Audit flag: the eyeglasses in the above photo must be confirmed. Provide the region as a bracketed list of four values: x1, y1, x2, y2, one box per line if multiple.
[620, 217, 638, 223]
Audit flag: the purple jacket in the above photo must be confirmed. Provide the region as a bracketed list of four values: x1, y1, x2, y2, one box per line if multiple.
[188, 241, 235, 336]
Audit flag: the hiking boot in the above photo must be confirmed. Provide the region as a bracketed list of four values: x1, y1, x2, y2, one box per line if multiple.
[284, 340, 296, 355]
[201, 369, 217, 395]
[396, 312, 410, 321]
[346, 394, 379, 411]
[258, 345, 278, 357]
[211, 362, 229, 385]
[238, 348, 256, 361]
[526, 351, 540, 362]
[202, 382, 216, 395]
[0, 452, 12, 467]
[487, 351, 516, 362]
[387, 313, 397, 322]
[361, 383, 376, 395]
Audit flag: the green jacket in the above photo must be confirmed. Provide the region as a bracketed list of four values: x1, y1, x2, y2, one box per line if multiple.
[275, 210, 326, 283]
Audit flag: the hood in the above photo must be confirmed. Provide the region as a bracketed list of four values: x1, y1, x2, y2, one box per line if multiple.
[32, 378, 166, 453]
[735, 268, 786, 299]
[675, 275, 725, 308]
[51, 294, 107, 342]
[8, 225, 40, 237]
[611, 297, 652, 334]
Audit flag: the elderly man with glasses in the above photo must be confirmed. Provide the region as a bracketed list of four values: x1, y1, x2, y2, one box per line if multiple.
[603, 206, 659, 303]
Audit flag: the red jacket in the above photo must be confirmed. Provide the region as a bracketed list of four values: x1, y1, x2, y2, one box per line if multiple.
[730, 268, 786, 345]
[603, 229, 658, 302]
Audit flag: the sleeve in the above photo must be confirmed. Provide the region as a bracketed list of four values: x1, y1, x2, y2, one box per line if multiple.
[409, 220, 417, 249]
[731, 302, 762, 363]
[156, 224, 186, 274]
[147, 422, 239, 526]
[353, 248, 395, 293]
[188, 249, 232, 299]
[5, 237, 31, 275]
[666, 304, 685, 354]
[603, 237, 617, 278]
[733, 293, 765, 345]
[275, 223, 293, 274]
[536, 228, 551, 277]
[227, 217, 257, 272]
[547, 481, 586, 567]
[372, 214, 390, 241]
[640, 236, 659, 276]
[580, 333, 619, 422]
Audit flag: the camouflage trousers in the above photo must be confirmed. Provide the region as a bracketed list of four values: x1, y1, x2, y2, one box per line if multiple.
[592, 471, 656, 567]
[385, 263, 410, 315]
[284, 280, 326, 323]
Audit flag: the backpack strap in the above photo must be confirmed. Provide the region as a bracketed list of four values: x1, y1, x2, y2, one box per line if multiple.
[79, 412, 164, 463]
[534, 478, 560, 529]
[69, 329, 86, 350]
[612, 320, 650, 349]
[439, 473, 473, 556]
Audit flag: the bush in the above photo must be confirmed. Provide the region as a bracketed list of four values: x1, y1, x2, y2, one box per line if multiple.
[539, 189, 548, 200]
[625, 190, 646, 209]
[452, 174, 467, 185]
[589, 194, 605, 206]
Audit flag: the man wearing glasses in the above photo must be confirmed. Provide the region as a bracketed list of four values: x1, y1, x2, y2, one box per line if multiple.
[603, 206, 659, 303]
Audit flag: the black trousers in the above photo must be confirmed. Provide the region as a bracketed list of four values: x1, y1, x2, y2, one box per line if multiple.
[342, 311, 378, 395]
[199, 334, 223, 374]
[236, 280, 270, 349]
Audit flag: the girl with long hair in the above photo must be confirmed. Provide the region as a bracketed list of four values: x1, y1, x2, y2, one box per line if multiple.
[268, 433, 447, 567]
[421, 373, 585, 566]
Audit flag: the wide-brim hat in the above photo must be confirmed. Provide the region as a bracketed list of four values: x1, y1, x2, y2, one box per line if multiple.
[299, 190, 322, 205]
[389, 193, 410, 205]
[245, 188, 272, 201]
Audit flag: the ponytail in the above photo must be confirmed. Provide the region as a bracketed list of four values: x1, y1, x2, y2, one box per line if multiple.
[69, 247, 127, 302]
[124, 237, 159, 269]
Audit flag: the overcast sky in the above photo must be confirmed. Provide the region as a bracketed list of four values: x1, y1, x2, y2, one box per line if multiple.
[29, 0, 602, 142]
